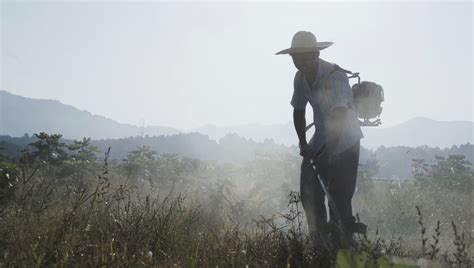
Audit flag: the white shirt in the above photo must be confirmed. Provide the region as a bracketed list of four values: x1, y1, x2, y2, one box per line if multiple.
[290, 58, 364, 155]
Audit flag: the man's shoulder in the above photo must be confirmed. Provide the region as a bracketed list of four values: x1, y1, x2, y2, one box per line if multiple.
[321, 59, 350, 82]
[294, 70, 303, 82]
[319, 58, 335, 69]
[319, 58, 339, 78]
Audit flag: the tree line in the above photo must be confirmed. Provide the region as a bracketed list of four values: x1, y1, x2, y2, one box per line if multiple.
[1, 132, 472, 179]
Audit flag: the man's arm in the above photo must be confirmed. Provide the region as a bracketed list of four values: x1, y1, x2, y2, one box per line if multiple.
[291, 70, 310, 155]
[293, 108, 307, 147]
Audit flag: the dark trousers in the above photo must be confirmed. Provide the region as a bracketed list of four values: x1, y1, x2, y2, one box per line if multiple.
[299, 141, 360, 235]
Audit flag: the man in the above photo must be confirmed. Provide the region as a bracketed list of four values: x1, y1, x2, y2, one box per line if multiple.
[276, 31, 364, 240]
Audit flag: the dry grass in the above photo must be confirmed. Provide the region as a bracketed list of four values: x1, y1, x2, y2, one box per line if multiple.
[0, 147, 472, 267]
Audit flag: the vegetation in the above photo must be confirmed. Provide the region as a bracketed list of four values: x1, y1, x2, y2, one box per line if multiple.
[0, 132, 472, 266]
[1, 133, 472, 180]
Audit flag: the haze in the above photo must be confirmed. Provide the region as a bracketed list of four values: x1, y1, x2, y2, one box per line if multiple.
[2, 1, 472, 131]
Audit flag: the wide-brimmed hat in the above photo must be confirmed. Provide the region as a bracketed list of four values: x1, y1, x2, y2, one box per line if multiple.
[275, 31, 333, 55]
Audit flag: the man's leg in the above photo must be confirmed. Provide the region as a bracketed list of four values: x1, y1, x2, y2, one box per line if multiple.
[327, 141, 360, 228]
[300, 157, 327, 235]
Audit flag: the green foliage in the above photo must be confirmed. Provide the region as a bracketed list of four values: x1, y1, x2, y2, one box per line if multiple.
[0, 157, 18, 206]
[2, 134, 473, 180]
[414, 154, 473, 194]
[29, 132, 67, 165]
[68, 137, 99, 163]
[121, 145, 157, 184]
[26, 132, 69, 182]
[336, 249, 418, 268]
[0, 133, 472, 266]
[357, 156, 379, 194]
[58, 137, 100, 180]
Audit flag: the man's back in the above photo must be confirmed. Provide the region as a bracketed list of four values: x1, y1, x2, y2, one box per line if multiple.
[292, 58, 363, 155]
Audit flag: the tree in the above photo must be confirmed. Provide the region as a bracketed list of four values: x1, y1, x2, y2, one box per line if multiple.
[59, 137, 100, 185]
[357, 157, 379, 194]
[155, 154, 189, 194]
[0, 153, 18, 206]
[68, 138, 98, 162]
[414, 154, 473, 194]
[29, 132, 67, 179]
[122, 146, 157, 185]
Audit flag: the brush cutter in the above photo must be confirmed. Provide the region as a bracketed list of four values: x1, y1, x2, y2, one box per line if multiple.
[308, 151, 351, 247]
[307, 145, 367, 247]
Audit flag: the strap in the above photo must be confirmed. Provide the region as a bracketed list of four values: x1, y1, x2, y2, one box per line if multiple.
[305, 122, 315, 132]
[305, 64, 356, 132]
[333, 64, 361, 84]
[332, 64, 353, 75]
[325, 64, 355, 84]
[322, 64, 346, 87]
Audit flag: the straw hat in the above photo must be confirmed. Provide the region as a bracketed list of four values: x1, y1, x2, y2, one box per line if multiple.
[276, 31, 333, 55]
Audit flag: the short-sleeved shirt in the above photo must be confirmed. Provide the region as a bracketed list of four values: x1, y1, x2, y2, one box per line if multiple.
[290, 58, 364, 155]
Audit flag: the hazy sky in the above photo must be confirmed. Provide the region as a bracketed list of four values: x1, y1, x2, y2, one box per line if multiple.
[2, 1, 472, 131]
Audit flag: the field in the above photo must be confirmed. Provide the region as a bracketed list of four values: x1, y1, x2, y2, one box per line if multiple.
[0, 134, 472, 267]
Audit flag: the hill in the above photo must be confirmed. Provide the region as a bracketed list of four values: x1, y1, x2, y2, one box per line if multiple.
[0, 90, 181, 139]
[193, 118, 473, 149]
[1, 90, 472, 149]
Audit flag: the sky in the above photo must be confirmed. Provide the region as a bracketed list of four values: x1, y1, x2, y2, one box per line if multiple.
[1, 1, 473, 131]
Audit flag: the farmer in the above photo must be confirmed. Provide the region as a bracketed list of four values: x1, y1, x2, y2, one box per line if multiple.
[276, 31, 364, 240]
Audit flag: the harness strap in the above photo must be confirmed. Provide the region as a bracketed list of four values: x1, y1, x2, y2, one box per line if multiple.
[305, 64, 354, 132]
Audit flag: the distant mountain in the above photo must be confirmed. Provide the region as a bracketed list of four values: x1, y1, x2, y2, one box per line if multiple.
[1, 90, 471, 149]
[361, 117, 473, 149]
[193, 118, 473, 149]
[193, 123, 297, 146]
[0, 90, 181, 139]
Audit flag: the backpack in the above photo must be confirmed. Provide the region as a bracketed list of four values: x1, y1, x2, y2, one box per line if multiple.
[331, 65, 384, 127]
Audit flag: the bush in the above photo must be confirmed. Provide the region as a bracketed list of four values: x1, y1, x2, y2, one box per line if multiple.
[0, 133, 472, 266]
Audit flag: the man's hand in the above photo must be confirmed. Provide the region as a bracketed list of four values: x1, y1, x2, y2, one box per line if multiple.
[299, 142, 315, 158]
[312, 146, 334, 167]
[299, 142, 326, 159]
